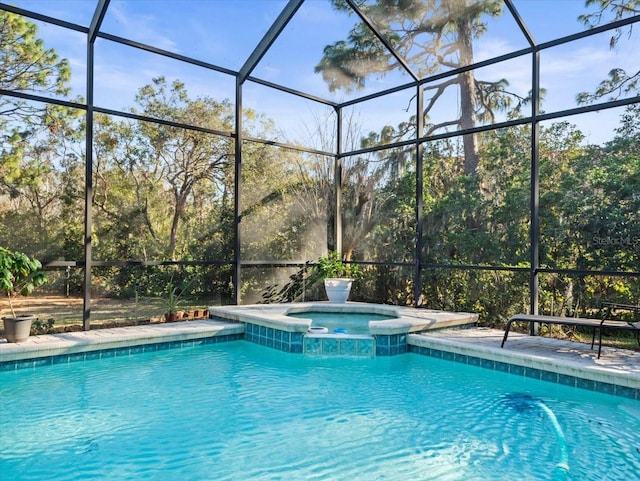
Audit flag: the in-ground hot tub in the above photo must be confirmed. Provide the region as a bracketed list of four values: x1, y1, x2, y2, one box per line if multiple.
[208, 302, 478, 357]
[287, 310, 396, 334]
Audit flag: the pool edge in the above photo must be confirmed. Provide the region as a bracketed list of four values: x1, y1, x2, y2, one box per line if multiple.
[408, 334, 640, 400]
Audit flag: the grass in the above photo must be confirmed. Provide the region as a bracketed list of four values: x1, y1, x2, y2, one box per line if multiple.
[565, 328, 639, 352]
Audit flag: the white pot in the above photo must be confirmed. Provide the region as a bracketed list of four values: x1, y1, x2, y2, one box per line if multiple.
[324, 278, 353, 303]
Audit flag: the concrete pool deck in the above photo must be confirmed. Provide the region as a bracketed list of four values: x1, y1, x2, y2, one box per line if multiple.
[1, 311, 638, 397]
[410, 328, 640, 392]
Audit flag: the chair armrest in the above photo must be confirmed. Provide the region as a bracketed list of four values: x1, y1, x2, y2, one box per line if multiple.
[600, 302, 640, 327]
[600, 301, 640, 313]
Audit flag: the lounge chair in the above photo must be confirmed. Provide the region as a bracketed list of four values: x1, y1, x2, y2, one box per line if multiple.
[501, 301, 640, 358]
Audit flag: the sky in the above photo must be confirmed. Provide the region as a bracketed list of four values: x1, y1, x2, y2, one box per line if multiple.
[6, 0, 640, 148]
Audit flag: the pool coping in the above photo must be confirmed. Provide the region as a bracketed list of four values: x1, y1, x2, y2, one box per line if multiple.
[0, 320, 243, 364]
[211, 301, 479, 357]
[207, 301, 479, 335]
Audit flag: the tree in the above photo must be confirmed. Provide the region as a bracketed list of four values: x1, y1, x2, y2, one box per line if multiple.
[0, 11, 83, 259]
[554, 104, 640, 273]
[316, 0, 528, 176]
[0, 11, 71, 110]
[283, 112, 404, 262]
[92, 77, 235, 261]
[577, 0, 640, 104]
[135, 78, 235, 259]
[0, 11, 72, 186]
[239, 141, 317, 261]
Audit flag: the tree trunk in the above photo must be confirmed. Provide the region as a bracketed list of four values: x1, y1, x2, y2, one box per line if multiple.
[457, 18, 479, 177]
[169, 195, 186, 260]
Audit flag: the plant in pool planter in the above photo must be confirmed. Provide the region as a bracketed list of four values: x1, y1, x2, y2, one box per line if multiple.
[314, 251, 361, 303]
[0, 247, 49, 342]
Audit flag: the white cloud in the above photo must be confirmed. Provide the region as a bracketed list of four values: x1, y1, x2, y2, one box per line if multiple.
[474, 38, 517, 63]
[103, 2, 180, 54]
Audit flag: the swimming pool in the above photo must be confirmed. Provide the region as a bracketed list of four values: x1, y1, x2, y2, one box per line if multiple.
[1, 341, 639, 480]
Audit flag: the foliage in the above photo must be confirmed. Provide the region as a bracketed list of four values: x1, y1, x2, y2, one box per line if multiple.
[0, 11, 70, 96]
[161, 276, 195, 314]
[31, 318, 55, 335]
[317, 0, 502, 90]
[315, 251, 362, 280]
[0, 247, 49, 317]
[422, 268, 530, 326]
[0, 10, 75, 193]
[92, 77, 235, 261]
[0, 11, 83, 262]
[538, 108, 640, 274]
[239, 144, 326, 263]
[577, 0, 639, 104]
[317, 0, 531, 176]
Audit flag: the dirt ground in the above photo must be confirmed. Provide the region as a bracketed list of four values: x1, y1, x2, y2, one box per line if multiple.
[1, 295, 210, 331]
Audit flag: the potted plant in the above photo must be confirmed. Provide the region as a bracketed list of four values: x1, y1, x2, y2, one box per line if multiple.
[161, 277, 194, 322]
[1, 247, 49, 342]
[314, 251, 361, 303]
[162, 284, 184, 322]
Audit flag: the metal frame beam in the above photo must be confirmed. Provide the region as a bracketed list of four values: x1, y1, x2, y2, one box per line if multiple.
[504, 0, 535, 47]
[414, 85, 425, 306]
[530, 48, 541, 328]
[234, 77, 243, 304]
[335, 107, 343, 255]
[89, 0, 110, 43]
[0, 2, 88, 32]
[238, 0, 304, 83]
[246, 76, 338, 108]
[98, 31, 237, 78]
[82, 0, 110, 330]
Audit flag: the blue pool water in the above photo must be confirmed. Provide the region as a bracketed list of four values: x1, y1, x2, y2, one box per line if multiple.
[1, 342, 639, 481]
[287, 311, 395, 334]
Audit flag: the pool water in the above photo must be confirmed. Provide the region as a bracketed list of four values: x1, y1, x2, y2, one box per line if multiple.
[1, 342, 639, 481]
[287, 311, 395, 334]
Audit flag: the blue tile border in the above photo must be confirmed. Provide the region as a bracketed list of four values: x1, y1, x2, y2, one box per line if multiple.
[244, 322, 304, 353]
[0, 333, 244, 372]
[302, 336, 376, 357]
[375, 333, 407, 356]
[408, 344, 639, 401]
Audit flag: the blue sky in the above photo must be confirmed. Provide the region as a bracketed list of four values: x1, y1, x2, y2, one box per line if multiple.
[8, 0, 640, 147]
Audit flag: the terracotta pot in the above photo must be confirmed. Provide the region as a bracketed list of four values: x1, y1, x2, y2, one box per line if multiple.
[164, 311, 181, 322]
